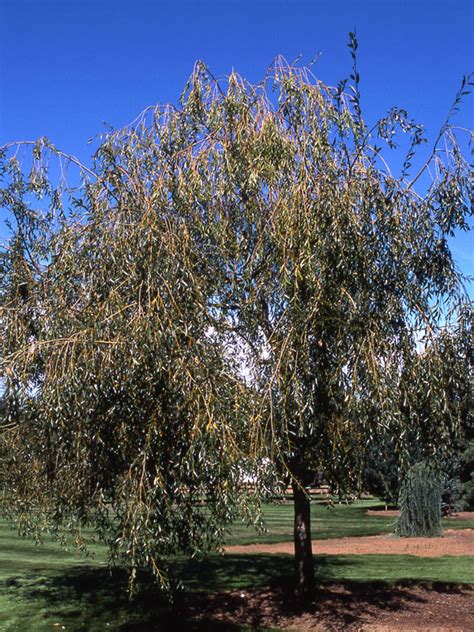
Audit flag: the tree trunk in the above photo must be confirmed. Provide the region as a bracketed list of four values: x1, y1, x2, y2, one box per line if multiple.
[292, 479, 315, 594]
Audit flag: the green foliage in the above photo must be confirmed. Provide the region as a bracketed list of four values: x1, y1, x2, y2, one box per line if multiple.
[459, 440, 474, 509]
[396, 462, 444, 537]
[363, 436, 401, 507]
[363, 319, 473, 513]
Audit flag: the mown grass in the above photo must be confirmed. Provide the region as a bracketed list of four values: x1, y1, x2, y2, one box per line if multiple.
[0, 501, 472, 631]
[226, 498, 473, 545]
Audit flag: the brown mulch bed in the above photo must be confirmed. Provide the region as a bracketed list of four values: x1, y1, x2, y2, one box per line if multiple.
[225, 529, 474, 557]
[184, 582, 474, 631]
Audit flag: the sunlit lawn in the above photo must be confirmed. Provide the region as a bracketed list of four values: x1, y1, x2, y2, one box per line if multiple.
[226, 497, 474, 545]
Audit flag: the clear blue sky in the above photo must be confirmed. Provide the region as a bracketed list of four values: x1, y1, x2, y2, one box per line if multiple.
[0, 0, 472, 285]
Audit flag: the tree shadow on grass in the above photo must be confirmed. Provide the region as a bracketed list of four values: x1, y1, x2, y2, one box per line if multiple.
[1, 555, 471, 631]
[179, 553, 294, 592]
[1, 562, 260, 631]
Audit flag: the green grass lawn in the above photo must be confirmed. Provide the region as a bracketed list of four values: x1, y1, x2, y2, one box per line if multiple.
[226, 498, 474, 545]
[0, 502, 472, 631]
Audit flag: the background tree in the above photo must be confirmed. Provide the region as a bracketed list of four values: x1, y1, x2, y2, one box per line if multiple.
[397, 317, 472, 526]
[437, 323, 473, 514]
[1, 41, 472, 594]
[363, 435, 401, 509]
[364, 319, 473, 519]
[362, 310, 472, 520]
[439, 321, 473, 513]
[459, 441, 474, 510]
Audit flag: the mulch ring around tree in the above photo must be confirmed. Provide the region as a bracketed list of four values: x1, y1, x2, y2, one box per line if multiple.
[183, 581, 474, 631]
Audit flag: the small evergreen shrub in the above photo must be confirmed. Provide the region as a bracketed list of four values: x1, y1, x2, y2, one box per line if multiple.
[396, 462, 443, 537]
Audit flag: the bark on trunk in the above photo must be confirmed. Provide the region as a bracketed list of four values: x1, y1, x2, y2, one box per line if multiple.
[292, 479, 315, 594]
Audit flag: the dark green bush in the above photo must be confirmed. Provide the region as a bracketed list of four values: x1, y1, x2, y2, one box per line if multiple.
[459, 441, 474, 510]
[396, 462, 443, 537]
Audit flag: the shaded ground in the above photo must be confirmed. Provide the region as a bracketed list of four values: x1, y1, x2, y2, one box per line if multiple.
[225, 529, 474, 557]
[185, 582, 474, 631]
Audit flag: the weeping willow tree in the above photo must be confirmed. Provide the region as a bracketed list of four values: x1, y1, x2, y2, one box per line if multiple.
[1, 38, 472, 593]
